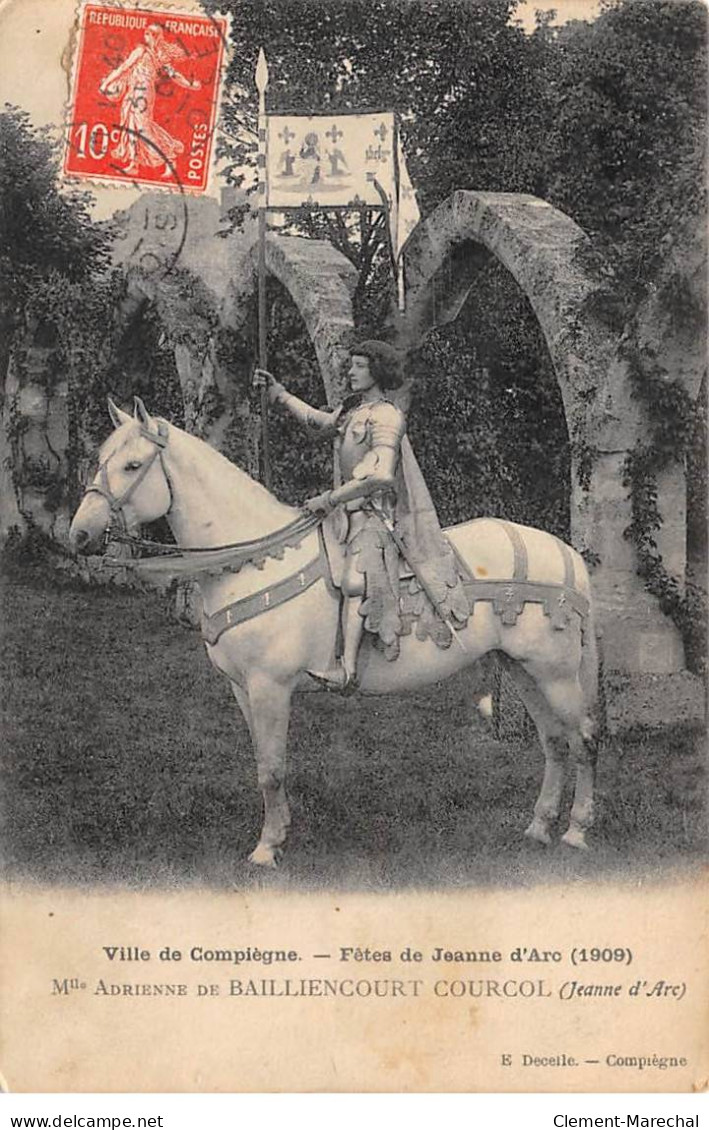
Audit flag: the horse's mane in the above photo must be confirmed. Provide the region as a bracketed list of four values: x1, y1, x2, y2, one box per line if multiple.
[99, 418, 293, 514]
[163, 420, 276, 498]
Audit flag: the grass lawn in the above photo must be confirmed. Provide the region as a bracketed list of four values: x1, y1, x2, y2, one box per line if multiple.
[1, 567, 706, 890]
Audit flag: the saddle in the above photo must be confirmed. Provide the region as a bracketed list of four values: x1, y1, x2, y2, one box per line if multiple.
[322, 512, 591, 655]
[321, 511, 471, 657]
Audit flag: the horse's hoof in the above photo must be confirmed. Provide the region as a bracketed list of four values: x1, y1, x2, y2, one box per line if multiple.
[525, 819, 552, 846]
[248, 844, 279, 868]
[561, 827, 589, 851]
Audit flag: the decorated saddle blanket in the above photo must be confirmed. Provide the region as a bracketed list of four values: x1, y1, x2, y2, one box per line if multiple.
[322, 513, 590, 662]
[321, 506, 472, 661]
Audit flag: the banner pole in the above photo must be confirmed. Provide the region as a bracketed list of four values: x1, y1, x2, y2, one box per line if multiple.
[258, 212, 271, 488]
[256, 48, 272, 490]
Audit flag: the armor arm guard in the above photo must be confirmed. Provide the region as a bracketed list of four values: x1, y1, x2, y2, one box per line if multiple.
[329, 402, 405, 506]
[276, 388, 339, 433]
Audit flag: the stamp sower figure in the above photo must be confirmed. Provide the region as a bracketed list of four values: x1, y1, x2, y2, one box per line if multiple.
[254, 341, 469, 692]
[99, 24, 201, 178]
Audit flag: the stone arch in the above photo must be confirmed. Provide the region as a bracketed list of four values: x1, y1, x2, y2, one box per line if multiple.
[394, 190, 683, 672]
[221, 231, 358, 404]
[396, 191, 617, 508]
[97, 190, 684, 671]
[110, 198, 358, 468]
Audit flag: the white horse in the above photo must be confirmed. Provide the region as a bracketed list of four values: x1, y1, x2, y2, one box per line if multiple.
[69, 399, 601, 867]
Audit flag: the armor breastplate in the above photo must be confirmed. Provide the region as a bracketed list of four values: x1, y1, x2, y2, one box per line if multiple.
[338, 404, 375, 480]
[337, 399, 405, 480]
[335, 398, 406, 517]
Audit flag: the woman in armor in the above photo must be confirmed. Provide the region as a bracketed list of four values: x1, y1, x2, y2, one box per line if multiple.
[254, 340, 468, 692]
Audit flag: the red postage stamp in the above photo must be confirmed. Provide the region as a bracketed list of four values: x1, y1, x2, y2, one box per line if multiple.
[64, 4, 229, 193]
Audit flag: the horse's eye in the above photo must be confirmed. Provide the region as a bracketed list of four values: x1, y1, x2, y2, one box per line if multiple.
[124, 460, 142, 472]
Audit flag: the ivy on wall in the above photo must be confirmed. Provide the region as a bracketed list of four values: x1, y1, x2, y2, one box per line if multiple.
[621, 339, 706, 669]
[571, 220, 707, 667]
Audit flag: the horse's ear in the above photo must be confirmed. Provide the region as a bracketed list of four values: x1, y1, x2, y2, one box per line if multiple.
[108, 397, 132, 429]
[133, 396, 155, 429]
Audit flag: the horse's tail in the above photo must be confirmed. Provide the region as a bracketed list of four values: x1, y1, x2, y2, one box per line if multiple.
[579, 594, 605, 742]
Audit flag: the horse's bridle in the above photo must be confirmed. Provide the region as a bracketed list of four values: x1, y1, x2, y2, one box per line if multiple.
[83, 421, 171, 534]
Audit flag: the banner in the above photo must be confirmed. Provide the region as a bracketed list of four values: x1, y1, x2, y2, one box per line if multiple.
[395, 130, 421, 259]
[264, 112, 397, 209]
[393, 130, 421, 310]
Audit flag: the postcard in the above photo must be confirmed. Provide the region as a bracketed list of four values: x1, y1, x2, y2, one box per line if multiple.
[1, 0, 706, 1094]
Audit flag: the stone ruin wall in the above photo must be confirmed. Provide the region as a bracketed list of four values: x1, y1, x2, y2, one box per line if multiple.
[4, 187, 702, 674]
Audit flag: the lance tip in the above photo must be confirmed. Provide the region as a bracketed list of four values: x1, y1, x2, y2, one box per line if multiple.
[256, 47, 269, 92]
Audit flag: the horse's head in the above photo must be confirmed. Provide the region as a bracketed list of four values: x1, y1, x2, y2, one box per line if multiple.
[69, 397, 172, 555]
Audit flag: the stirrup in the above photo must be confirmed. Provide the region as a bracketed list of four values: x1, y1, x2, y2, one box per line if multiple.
[307, 665, 359, 696]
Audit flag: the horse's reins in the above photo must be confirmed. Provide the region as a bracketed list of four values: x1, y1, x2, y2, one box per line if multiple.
[108, 510, 323, 559]
[84, 421, 324, 573]
[83, 421, 329, 638]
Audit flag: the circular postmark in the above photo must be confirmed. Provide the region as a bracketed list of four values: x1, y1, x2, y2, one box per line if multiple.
[104, 130, 191, 277]
[64, 118, 190, 277]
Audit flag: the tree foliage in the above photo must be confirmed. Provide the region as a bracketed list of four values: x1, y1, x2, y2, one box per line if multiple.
[541, 0, 706, 320]
[0, 107, 112, 383]
[0, 107, 109, 286]
[208, 0, 549, 200]
[0, 108, 119, 531]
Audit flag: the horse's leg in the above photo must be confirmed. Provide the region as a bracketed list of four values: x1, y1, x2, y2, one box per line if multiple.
[230, 680, 254, 741]
[243, 674, 293, 868]
[531, 675, 597, 850]
[519, 659, 597, 851]
[499, 657, 568, 845]
[561, 730, 598, 850]
[231, 680, 276, 864]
